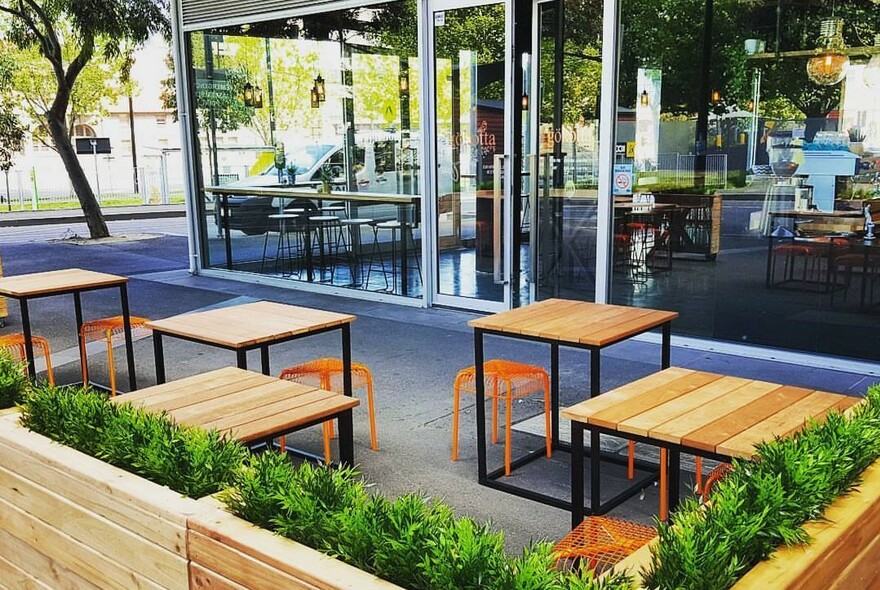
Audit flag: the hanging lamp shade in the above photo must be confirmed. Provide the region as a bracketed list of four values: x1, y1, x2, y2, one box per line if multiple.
[806, 18, 849, 86]
[864, 35, 880, 88]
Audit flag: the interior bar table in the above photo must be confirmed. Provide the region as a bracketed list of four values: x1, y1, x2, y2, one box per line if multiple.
[467, 298, 678, 510]
[0, 268, 137, 389]
[147, 301, 356, 396]
[562, 367, 860, 528]
[113, 366, 360, 465]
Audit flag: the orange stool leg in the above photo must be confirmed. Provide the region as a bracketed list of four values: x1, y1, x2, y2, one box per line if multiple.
[41, 342, 55, 386]
[80, 332, 89, 386]
[322, 421, 332, 463]
[364, 371, 378, 451]
[451, 374, 462, 461]
[627, 440, 635, 480]
[695, 456, 703, 494]
[659, 448, 668, 522]
[106, 329, 117, 396]
[543, 371, 552, 459]
[323, 372, 336, 439]
[491, 377, 499, 445]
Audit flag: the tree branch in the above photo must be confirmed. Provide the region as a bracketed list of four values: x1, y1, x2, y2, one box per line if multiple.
[64, 31, 94, 91]
[10, 1, 65, 83]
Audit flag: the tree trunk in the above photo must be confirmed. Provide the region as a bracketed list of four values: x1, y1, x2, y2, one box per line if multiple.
[47, 115, 109, 239]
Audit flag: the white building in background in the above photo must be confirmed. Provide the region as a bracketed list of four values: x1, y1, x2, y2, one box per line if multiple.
[3, 36, 185, 207]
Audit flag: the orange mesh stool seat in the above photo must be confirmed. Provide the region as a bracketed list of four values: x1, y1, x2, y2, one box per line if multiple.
[701, 461, 734, 502]
[553, 516, 656, 573]
[452, 360, 551, 476]
[0, 333, 54, 385]
[80, 316, 150, 396]
[279, 358, 378, 455]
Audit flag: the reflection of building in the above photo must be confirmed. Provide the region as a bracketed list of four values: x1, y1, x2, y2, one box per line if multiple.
[169, 0, 880, 366]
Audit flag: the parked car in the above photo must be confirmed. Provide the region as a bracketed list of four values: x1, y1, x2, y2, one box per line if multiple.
[216, 141, 418, 235]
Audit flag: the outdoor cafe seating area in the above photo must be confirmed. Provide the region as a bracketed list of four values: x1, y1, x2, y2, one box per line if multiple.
[0, 265, 869, 582]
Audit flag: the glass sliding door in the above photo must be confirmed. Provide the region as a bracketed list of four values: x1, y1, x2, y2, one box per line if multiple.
[429, 0, 512, 311]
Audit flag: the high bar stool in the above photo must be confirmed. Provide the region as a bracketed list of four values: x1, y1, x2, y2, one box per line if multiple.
[307, 215, 343, 282]
[452, 360, 551, 476]
[373, 219, 422, 296]
[280, 358, 378, 452]
[0, 333, 55, 385]
[338, 218, 374, 287]
[262, 210, 305, 276]
[80, 316, 150, 396]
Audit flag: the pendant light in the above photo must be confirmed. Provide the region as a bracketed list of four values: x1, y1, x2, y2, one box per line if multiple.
[864, 34, 880, 88]
[806, 18, 849, 86]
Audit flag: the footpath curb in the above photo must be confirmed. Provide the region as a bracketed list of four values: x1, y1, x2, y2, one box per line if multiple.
[0, 205, 186, 227]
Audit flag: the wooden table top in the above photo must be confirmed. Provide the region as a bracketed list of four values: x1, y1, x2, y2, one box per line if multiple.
[114, 367, 359, 444]
[468, 299, 679, 347]
[561, 367, 860, 459]
[146, 301, 356, 348]
[0, 268, 127, 297]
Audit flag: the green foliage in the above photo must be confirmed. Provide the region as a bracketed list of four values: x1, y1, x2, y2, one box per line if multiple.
[20, 384, 247, 498]
[223, 455, 634, 590]
[643, 385, 880, 590]
[0, 350, 29, 409]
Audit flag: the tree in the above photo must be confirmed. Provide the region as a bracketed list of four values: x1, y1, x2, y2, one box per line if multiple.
[0, 0, 169, 238]
[0, 54, 24, 209]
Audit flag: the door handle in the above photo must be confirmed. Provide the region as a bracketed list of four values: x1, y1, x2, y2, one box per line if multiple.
[493, 154, 507, 284]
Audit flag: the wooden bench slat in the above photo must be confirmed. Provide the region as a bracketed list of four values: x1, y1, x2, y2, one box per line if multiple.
[164, 380, 315, 424]
[227, 396, 359, 443]
[200, 391, 347, 432]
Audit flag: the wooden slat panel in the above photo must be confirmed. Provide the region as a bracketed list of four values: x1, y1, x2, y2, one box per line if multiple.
[0, 497, 166, 590]
[682, 385, 814, 454]
[0, 533, 93, 590]
[128, 374, 289, 413]
[619, 376, 753, 437]
[649, 380, 784, 444]
[116, 366, 248, 404]
[581, 311, 677, 346]
[188, 501, 402, 590]
[0, 464, 188, 589]
[0, 438, 186, 556]
[561, 368, 694, 423]
[588, 372, 723, 430]
[227, 396, 359, 443]
[832, 530, 880, 590]
[0, 415, 202, 523]
[189, 563, 250, 590]
[467, 298, 566, 331]
[530, 306, 635, 341]
[201, 390, 346, 431]
[716, 391, 845, 458]
[163, 380, 310, 423]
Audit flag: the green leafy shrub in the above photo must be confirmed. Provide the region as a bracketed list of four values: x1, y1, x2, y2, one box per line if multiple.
[223, 453, 633, 590]
[0, 350, 29, 409]
[643, 385, 880, 589]
[20, 384, 247, 498]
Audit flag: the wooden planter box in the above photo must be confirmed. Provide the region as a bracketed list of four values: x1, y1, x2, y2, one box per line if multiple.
[610, 460, 880, 589]
[0, 413, 400, 590]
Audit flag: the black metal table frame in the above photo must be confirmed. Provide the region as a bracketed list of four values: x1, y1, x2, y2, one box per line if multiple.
[257, 407, 355, 467]
[473, 320, 672, 512]
[152, 322, 353, 396]
[570, 422, 729, 528]
[9, 282, 137, 391]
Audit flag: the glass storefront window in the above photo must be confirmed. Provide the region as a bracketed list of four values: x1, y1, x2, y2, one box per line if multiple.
[188, 1, 422, 297]
[613, 0, 880, 360]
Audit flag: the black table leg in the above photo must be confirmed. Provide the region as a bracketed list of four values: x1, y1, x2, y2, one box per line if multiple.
[223, 194, 233, 271]
[590, 428, 601, 515]
[590, 347, 601, 398]
[661, 322, 672, 369]
[668, 448, 681, 514]
[120, 284, 137, 391]
[551, 342, 560, 445]
[571, 421, 585, 529]
[342, 324, 352, 397]
[260, 346, 270, 376]
[153, 332, 166, 384]
[74, 292, 85, 381]
[337, 409, 355, 466]
[236, 349, 248, 370]
[401, 224, 409, 297]
[19, 299, 36, 379]
[475, 328, 487, 481]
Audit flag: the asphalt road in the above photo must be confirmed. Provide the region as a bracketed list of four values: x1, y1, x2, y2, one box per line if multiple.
[0, 217, 190, 244]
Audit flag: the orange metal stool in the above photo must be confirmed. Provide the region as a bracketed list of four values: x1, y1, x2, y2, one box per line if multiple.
[0, 333, 54, 385]
[553, 516, 656, 573]
[279, 358, 378, 454]
[80, 316, 150, 396]
[452, 360, 551, 476]
[701, 461, 734, 502]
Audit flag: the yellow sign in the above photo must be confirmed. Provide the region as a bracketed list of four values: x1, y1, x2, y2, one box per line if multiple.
[626, 141, 636, 158]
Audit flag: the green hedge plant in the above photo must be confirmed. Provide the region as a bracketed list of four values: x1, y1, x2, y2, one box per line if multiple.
[222, 452, 633, 590]
[20, 384, 247, 498]
[0, 349, 29, 409]
[643, 385, 880, 590]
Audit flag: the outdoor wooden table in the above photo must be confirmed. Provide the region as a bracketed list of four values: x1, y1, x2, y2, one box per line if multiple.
[114, 366, 360, 465]
[0, 268, 137, 389]
[562, 367, 860, 527]
[147, 301, 356, 391]
[468, 298, 678, 509]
